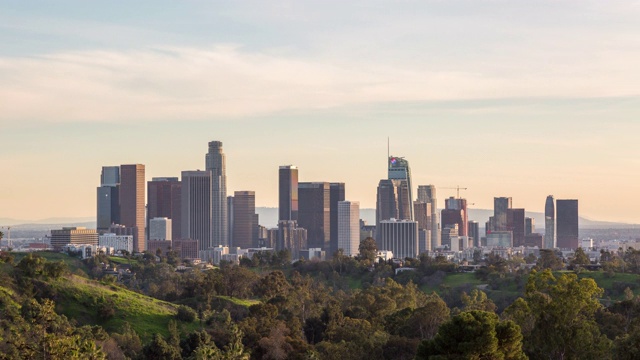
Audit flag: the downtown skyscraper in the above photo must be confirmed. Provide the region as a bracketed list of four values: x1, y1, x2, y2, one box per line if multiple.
[279, 165, 299, 222]
[417, 185, 439, 250]
[181, 170, 212, 251]
[388, 156, 413, 220]
[120, 164, 146, 252]
[97, 166, 120, 232]
[557, 199, 579, 249]
[206, 141, 228, 246]
[545, 195, 555, 249]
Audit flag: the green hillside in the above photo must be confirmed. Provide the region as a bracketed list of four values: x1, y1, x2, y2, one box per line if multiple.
[51, 275, 189, 339]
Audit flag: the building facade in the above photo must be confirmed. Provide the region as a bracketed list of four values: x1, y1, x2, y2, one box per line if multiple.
[149, 217, 172, 241]
[147, 177, 181, 241]
[417, 185, 439, 250]
[181, 170, 212, 251]
[51, 227, 98, 250]
[557, 199, 579, 249]
[98, 233, 133, 254]
[232, 191, 257, 249]
[206, 141, 228, 247]
[97, 166, 120, 232]
[278, 165, 299, 222]
[338, 201, 360, 257]
[545, 195, 556, 249]
[329, 182, 346, 256]
[388, 156, 413, 220]
[119, 164, 146, 252]
[298, 182, 331, 250]
[378, 219, 419, 260]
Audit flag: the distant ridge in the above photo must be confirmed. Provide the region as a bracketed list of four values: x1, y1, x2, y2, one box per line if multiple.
[3, 210, 637, 231]
[257, 207, 639, 230]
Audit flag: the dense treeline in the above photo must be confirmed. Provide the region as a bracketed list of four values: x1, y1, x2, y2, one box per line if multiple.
[3, 244, 640, 359]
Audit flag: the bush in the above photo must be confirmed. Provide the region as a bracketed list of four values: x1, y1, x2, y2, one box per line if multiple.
[176, 305, 197, 322]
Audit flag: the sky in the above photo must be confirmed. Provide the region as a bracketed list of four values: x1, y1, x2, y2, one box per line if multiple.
[2, 1, 640, 223]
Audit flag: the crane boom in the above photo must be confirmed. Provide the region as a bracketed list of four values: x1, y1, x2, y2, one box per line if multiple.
[442, 186, 468, 198]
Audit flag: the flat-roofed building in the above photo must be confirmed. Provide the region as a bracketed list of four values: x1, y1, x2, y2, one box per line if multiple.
[378, 219, 419, 260]
[149, 217, 172, 241]
[98, 233, 133, 254]
[51, 227, 98, 250]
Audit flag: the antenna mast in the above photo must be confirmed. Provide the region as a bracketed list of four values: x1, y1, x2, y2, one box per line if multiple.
[387, 137, 390, 160]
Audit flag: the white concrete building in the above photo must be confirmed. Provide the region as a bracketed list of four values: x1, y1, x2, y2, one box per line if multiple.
[98, 233, 134, 254]
[338, 201, 360, 257]
[378, 219, 419, 259]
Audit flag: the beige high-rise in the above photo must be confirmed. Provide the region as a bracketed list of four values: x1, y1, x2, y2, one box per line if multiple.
[120, 164, 145, 252]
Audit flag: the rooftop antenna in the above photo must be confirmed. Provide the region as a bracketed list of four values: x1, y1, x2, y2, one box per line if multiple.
[387, 136, 390, 160]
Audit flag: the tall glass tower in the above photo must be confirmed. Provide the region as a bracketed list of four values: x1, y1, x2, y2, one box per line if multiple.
[206, 141, 228, 246]
[388, 156, 413, 220]
[544, 195, 555, 249]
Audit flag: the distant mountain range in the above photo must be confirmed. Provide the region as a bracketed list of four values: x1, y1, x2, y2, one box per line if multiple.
[2, 209, 637, 231]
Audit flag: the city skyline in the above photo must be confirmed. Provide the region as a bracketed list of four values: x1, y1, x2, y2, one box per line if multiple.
[2, 1, 640, 224]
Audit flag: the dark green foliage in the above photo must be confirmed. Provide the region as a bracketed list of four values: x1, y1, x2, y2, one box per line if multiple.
[416, 310, 526, 360]
[505, 269, 612, 359]
[142, 333, 181, 360]
[177, 305, 198, 322]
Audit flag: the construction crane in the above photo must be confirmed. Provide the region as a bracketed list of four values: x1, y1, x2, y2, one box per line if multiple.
[443, 186, 468, 198]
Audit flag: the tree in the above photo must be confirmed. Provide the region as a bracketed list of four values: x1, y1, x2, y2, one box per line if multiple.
[461, 289, 497, 313]
[571, 247, 590, 267]
[142, 333, 181, 360]
[536, 249, 564, 270]
[358, 237, 378, 264]
[415, 310, 527, 360]
[505, 269, 611, 359]
[177, 305, 197, 322]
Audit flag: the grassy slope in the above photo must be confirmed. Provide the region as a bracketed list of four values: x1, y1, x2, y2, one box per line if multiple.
[52, 275, 190, 339]
[12, 251, 86, 273]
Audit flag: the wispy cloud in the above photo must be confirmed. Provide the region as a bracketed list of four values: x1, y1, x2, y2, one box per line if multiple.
[1, 40, 640, 125]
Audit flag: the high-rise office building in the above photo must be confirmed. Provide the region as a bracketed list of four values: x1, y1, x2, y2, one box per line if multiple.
[101, 166, 120, 187]
[557, 199, 579, 249]
[376, 179, 412, 230]
[441, 224, 459, 250]
[468, 221, 480, 247]
[493, 197, 512, 231]
[525, 217, 535, 235]
[227, 196, 234, 246]
[147, 177, 181, 241]
[181, 170, 212, 251]
[443, 197, 468, 236]
[120, 164, 145, 252]
[417, 185, 439, 250]
[149, 217, 172, 241]
[298, 182, 331, 250]
[338, 201, 360, 257]
[378, 219, 419, 259]
[388, 156, 413, 220]
[97, 166, 120, 232]
[277, 220, 307, 260]
[413, 201, 431, 231]
[545, 195, 555, 249]
[232, 191, 257, 249]
[507, 208, 526, 247]
[206, 141, 228, 246]
[279, 165, 299, 221]
[329, 182, 346, 256]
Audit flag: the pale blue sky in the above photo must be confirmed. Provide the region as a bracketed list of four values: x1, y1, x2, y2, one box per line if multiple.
[2, 1, 640, 223]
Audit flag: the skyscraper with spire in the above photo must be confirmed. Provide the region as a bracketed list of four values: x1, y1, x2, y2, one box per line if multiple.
[388, 156, 413, 220]
[206, 141, 228, 246]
